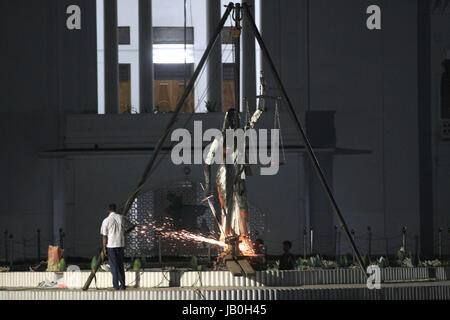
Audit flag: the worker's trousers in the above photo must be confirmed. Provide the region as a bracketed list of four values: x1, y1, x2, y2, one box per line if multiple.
[107, 247, 126, 290]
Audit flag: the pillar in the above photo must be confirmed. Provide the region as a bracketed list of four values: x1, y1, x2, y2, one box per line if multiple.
[206, 0, 223, 112]
[242, 0, 256, 110]
[104, 0, 119, 114]
[139, 0, 154, 113]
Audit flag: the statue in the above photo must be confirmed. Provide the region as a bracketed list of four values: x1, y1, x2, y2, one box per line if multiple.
[203, 107, 263, 257]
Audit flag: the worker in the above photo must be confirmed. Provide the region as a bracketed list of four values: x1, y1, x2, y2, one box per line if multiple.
[100, 204, 133, 290]
[279, 240, 296, 270]
[254, 238, 265, 255]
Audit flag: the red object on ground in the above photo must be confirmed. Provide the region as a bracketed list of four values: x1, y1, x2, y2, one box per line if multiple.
[47, 246, 64, 272]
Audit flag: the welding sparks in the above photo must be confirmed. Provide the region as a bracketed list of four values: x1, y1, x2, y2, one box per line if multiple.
[128, 211, 259, 257]
[162, 230, 227, 248]
[238, 237, 257, 256]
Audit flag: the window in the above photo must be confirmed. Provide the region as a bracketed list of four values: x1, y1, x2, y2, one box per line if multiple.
[153, 27, 194, 45]
[223, 63, 236, 111]
[153, 44, 194, 64]
[118, 26, 130, 45]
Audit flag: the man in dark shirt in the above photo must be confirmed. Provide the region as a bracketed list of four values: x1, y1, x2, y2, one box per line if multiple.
[279, 240, 296, 270]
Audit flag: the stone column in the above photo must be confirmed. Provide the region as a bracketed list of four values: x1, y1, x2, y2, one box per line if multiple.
[206, 0, 223, 112]
[104, 0, 119, 114]
[139, 0, 154, 113]
[242, 0, 256, 110]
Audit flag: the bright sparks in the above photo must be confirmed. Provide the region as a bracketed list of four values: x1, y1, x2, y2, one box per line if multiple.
[238, 237, 257, 256]
[129, 212, 259, 257]
[162, 230, 226, 248]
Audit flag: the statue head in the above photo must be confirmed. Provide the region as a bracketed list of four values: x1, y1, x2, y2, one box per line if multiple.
[223, 108, 240, 131]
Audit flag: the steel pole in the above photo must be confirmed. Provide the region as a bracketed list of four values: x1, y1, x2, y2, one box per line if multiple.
[233, 3, 242, 111]
[37, 229, 41, 262]
[242, 3, 367, 278]
[303, 228, 307, 259]
[4, 231, 7, 263]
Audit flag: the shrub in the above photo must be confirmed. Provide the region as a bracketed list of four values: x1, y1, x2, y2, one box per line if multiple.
[91, 256, 97, 271]
[140, 255, 147, 267]
[190, 256, 198, 270]
[377, 256, 388, 269]
[133, 258, 142, 272]
[59, 258, 67, 272]
[361, 255, 369, 266]
[296, 257, 307, 268]
[338, 255, 349, 268]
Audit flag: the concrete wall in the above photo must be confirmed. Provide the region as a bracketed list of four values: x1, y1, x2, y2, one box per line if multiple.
[0, 0, 97, 261]
[261, 0, 423, 255]
[430, 6, 450, 254]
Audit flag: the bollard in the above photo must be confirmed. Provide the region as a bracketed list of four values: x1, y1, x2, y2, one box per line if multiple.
[303, 228, 307, 259]
[402, 226, 407, 250]
[438, 228, 443, 259]
[23, 238, 26, 262]
[158, 236, 162, 265]
[367, 226, 372, 260]
[310, 228, 314, 256]
[4, 230, 8, 263]
[59, 228, 65, 250]
[414, 235, 420, 265]
[334, 225, 338, 260]
[448, 228, 450, 256]
[37, 229, 41, 261]
[337, 228, 341, 260]
[9, 234, 14, 269]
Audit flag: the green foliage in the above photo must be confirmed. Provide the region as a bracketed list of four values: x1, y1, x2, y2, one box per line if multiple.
[377, 257, 388, 269]
[397, 249, 413, 267]
[420, 259, 442, 267]
[133, 259, 142, 271]
[296, 256, 337, 270]
[91, 256, 97, 271]
[338, 255, 349, 268]
[198, 257, 210, 265]
[397, 249, 406, 262]
[309, 255, 323, 268]
[59, 258, 67, 272]
[140, 255, 147, 267]
[0, 266, 10, 272]
[190, 256, 198, 270]
[400, 257, 414, 268]
[274, 260, 280, 270]
[361, 255, 369, 266]
[296, 257, 307, 268]
[322, 260, 337, 269]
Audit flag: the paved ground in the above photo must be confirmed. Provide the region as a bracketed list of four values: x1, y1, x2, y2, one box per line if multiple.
[1, 280, 448, 292]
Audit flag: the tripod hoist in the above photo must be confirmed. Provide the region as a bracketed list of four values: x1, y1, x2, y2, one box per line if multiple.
[83, 2, 367, 291]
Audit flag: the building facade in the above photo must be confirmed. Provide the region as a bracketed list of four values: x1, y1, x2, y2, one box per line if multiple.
[0, 0, 448, 262]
